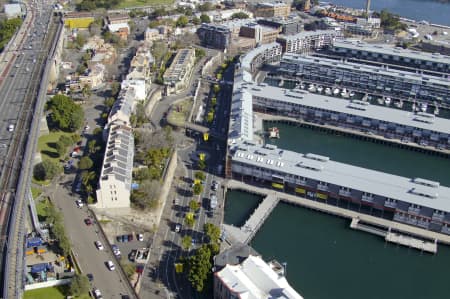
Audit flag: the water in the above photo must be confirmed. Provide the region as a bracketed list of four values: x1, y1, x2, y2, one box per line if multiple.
[329, 0, 450, 26]
[264, 122, 450, 186]
[251, 202, 450, 299]
[224, 190, 262, 227]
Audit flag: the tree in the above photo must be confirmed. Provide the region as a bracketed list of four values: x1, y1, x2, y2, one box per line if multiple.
[198, 2, 213, 12]
[148, 20, 161, 28]
[69, 273, 90, 297]
[120, 261, 136, 278]
[213, 84, 220, 94]
[81, 84, 92, 99]
[194, 171, 205, 181]
[200, 14, 211, 23]
[75, 34, 86, 49]
[111, 82, 121, 97]
[195, 48, 205, 59]
[192, 17, 201, 25]
[204, 223, 221, 244]
[193, 183, 203, 195]
[131, 180, 161, 210]
[87, 140, 98, 154]
[55, 141, 66, 157]
[189, 200, 200, 212]
[104, 97, 115, 109]
[78, 156, 93, 170]
[81, 171, 96, 194]
[198, 159, 206, 170]
[34, 160, 60, 181]
[176, 16, 189, 27]
[46, 94, 84, 132]
[59, 135, 73, 147]
[188, 244, 212, 292]
[185, 213, 195, 228]
[231, 12, 249, 19]
[181, 235, 192, 251]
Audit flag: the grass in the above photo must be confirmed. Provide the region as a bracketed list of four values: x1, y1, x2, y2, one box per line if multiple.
[37, 131, 73, 162]
[24, 286, 90, 299]
[115, 0, 174, 8]
[167, 98, 193, 127]
[31, 186, 42, 199]
[36, 198, 51, 221]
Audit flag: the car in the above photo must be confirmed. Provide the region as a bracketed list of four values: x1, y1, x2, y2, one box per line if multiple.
[7, 124, 14, 132]
[111, 244, 121, 257]
[93, 288, 103, 299]
[137, 233, 144, 241]
[84, 218, 92, 226]
[75, 199, 83, 208]
[175, 223, 181, 233]
[95, 241, 104, 250]
[211, 181, 219, 191]
[128, 234, 133, 241]
[106, 260, 115, 271]
[86, 273, 94, 282]
[84, 125, 90, 130]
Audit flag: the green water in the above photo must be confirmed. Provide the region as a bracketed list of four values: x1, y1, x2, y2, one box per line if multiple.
[224, 123, 450, 298]
[264, 122, 450, 186]
[251, 203, 450, 299]
[224, 190, 262, 227]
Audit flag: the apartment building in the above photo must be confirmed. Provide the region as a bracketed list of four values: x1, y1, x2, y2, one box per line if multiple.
[253, 2, 291, 18]
[257, 16, 304, 35]
[214, 255, 303, 299]
[78, 63, 105, 90]
[240, 42, 282, 73]
[276, 30, 342, 54]
[163, 48, 196, 95]
[95, 123, 134, 209]
[279, 54, 450, 106]
[240, 23, 279, 45]
[197, 23, 232, 50]
[330, 40, 450, 76]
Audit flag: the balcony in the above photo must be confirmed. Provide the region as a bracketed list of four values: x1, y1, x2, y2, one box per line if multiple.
[361, 195, 374, 203]
[384, 200, 397, 209]
[408, 207, 421, 215]
[432, 213, 445, 222]
[317, 184, 328, 192]
[339, 190, 351, 197]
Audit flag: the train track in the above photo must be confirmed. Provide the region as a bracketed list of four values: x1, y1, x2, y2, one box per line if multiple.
[0, 15, 61, 298]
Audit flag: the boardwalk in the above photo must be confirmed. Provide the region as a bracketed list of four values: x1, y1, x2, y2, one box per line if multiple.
[225, 180, 450, 247]
[223, 189, 279, 244]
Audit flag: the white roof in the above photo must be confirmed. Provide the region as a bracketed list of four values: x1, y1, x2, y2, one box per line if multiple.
[216, 255, 303, 299]
[232, 143, 450, 211]
[4, 4, 21, 16]
[108, 23, 129, 33]
[247, 84, 450, 135]
[241, 42, 281, 71]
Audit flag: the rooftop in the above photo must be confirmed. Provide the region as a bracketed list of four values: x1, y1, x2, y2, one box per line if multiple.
[278, 30, 341, 41]
[232, 142, 450, 211]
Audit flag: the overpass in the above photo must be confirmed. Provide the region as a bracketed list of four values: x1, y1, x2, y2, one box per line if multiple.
[184, 122, 227, 141]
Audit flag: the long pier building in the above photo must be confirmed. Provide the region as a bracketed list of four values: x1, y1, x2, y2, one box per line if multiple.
[229, 142, 450, 235]
[279, 54, 450, 107]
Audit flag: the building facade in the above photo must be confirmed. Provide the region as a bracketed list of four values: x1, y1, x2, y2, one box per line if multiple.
[163, 48, 196, 94]
[214, 255, 303, 299]
[197, 23, 231, 50]
[240, 23, 279, 45]
[257, 16, 304, 35]
[230, 142, 450, 234]
[279, 54, 450, 106]
[253, 2, 291, 18]
[276, 30, 342, 54]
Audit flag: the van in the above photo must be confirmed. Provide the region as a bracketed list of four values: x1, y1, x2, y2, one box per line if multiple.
[8, 124, 14, 132]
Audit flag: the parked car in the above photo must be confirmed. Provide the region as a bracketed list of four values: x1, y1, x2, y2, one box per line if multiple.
[84, 218, 92, 226]
[93, 288, 103, 299]
[86, 273, 94, 282]
[175, 223, 181, 233]
[95, 241, 104, 250]
[75, 199, 84, 208]
[106, 261, 115, 271]
[137, 233, 144, 242]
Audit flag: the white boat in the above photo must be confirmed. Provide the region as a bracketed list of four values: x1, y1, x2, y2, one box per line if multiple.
[394, 100, 403, 108]
[308, 84, 316, 92]
[325, 87, 332, 95]
[377, 97, 384, 105]
[349, 91, 355, 98]
[317, 85, 323, 93]
[420, 102, 428, 112]
[384, 97, 391, 106]
[412, 102, 417, 112]
[300, 83, 305, 89]
[434, 106, 439, 115]
[341, 89, 348, 98]
[333, 88, 340, 95]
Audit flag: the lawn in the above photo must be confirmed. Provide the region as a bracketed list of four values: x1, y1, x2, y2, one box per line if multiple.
[167, 98, 193, 127]
[115, 0, 174, 8]
[31, 186, 42, 199]
[37, 131, 73, 162]
[24, 286, 90, 299]
[36, 198, 51, 221]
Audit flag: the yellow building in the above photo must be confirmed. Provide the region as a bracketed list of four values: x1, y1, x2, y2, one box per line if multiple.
[64, 12, 94, 29]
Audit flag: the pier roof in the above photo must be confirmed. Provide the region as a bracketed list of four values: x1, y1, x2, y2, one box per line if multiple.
[232, 142, 450, 211]
[333, 40, 450, 66]
[247, 83, 450, 135]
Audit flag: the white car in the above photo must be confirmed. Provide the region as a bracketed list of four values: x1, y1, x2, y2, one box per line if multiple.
[7, 124, 14, 132]
[95, 241, 104, 250]
[75, 199, 84, 208]
[106, 260, 115, 271]
[93, 288, 103, 299]
[137, 233, 144, 242]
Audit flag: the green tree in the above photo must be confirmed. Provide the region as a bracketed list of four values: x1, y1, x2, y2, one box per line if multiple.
[55, 141, 67, 157]
[181, 235, 192, 251]
[211, 97, 217, 107]
[203, 223, 221, 244]
[69, 273, 90, 297]
[34, 160, 60, 181]
[81, 84, 92, 100]
[46, 94, 84, 132]
[192, 17, 201, 25]
[216, 73, 222, 80]
[195, 48, 205, 59]
[185, 213, 195, 228]
[198, 159, 206, 170]
[206, 111, 214, 123]
[176, 16, 189, 27]
[231, 12, 249, 19]
[198, 2, 213, 12]
[59, 135, 73, 147]
[188, 244, 212, 292]
[194, 171, 205, 181]
[78, 156, 93, 170]
[193, 183, 203, 195]
[81, 171, 96, 194]
[189, 200, 200, 212]
[200, 14, 211, 23]
[104, 97, 115, 109]
[75, 34, 86, 49]
[148, 20, 161, 28]
[120, 261, 136, 278]
[213, 84, 220, 94]
[87, 140, 98, 154]
[111, 82, 121, 97]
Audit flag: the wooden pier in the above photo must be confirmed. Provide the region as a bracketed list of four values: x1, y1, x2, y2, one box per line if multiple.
[225, 180, 450, 252]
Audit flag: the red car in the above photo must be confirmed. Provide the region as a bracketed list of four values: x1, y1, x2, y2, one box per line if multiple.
[84, 218, 92, 225]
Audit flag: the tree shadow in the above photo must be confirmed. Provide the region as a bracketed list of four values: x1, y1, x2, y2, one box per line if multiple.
[41, 150, 59, 158]
[47, 142, 58, 149]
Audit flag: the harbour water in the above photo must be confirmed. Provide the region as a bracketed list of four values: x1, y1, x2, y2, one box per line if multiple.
[223, 123, 450, 298]
[224, 190, 262, 227]
[329, 0, 450, 26]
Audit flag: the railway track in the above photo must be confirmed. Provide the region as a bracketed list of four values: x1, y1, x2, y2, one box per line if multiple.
[0, 15, 61, 298]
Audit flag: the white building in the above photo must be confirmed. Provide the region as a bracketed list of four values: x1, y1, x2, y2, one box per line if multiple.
[214, 255, 303, 299]
[4, 3, 23, 19]
[95, 123, 134, 209]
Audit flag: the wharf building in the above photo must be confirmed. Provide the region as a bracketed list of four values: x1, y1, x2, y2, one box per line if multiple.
[276, 30, 343, 54]
[230, 142, 450, 235]
[226, 43, 450, 236]
[329, 40, 450, 77]
[279, 54, 450, 107]
[252, 2, 291, 18]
